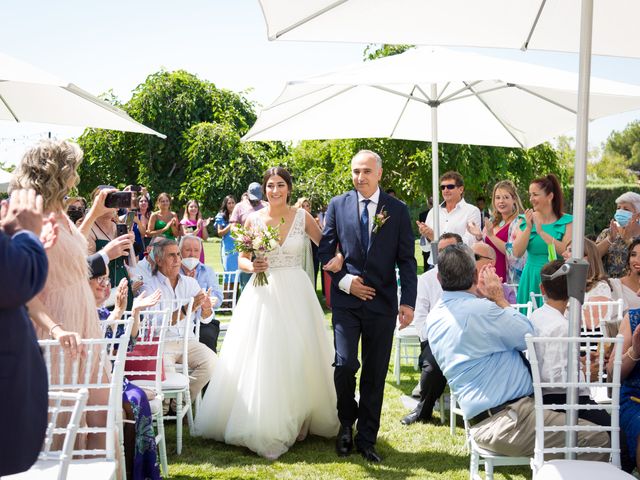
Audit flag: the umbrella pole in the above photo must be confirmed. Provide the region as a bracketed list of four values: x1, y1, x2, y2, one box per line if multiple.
[430, 84, 440, 263]
[565, 0, 594, 459]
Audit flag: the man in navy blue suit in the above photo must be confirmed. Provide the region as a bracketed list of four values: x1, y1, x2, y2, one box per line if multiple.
[0, 189, 51, 476]
[319, 150, 417, 462]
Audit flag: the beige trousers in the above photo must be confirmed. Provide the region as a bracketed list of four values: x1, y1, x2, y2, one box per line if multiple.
[164, 339, 217, 399]
[471, 397, 610, 461]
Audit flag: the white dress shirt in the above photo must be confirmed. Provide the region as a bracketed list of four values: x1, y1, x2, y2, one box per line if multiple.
[531, 303, 588, 396]
[338, 188, 380, 294]
[142, 271, 213, 339]
[425, 199, 481, 264]
[415, 267, 443, 342]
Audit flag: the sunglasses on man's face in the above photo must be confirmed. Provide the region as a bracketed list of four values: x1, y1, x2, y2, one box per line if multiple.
[440, 184, 458, 191]
[474, 253, 493, 261]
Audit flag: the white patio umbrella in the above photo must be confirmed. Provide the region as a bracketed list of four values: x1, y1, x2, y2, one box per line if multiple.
[245, 46, 640, 240]
[0, 52, 165, 138]
[0, 168, 12, 193]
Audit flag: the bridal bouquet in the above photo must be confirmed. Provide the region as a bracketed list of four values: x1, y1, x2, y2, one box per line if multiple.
[232, 222, 281, 286]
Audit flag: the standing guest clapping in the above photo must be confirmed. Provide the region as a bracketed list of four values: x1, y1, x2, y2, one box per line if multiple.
[213, 195, 238, 282]
[180, 199, 209, 263]
[513, 174, 572, 307]
[148, 192, 180, 240]
[0, 188, 56, 476]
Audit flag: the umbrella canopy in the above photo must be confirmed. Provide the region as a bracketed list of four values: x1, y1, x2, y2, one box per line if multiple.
[0, 52, 165, 138]
[0, 168, 11, 193]
[245, 47, 640, 148]
[258, 0, 639, 58]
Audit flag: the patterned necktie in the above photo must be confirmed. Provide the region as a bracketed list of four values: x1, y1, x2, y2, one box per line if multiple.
[361, 199, 370, 252]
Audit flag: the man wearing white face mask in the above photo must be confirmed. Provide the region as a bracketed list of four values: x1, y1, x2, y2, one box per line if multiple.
[180, 235, 223, 352]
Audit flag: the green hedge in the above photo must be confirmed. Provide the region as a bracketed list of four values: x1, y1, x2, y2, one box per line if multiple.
[565, 184, 638, 238]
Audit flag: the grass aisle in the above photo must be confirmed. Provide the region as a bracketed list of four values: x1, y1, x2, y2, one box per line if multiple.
[163, 240, 530, 479]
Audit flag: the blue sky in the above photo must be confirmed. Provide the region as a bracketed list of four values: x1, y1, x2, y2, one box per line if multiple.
[2, 0, 640, 164]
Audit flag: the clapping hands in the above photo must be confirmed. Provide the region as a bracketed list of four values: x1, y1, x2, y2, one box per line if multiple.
[477, 264, 505, 304]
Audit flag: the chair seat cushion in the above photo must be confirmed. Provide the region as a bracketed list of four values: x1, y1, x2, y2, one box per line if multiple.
[133, 372, 189, 391]
[535, 460, 634, 479]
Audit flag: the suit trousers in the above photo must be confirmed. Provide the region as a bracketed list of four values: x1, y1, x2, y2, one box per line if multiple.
[414, 340, 447, 420]
[470, 397, 610, 460]
[332, 304, 396, 449]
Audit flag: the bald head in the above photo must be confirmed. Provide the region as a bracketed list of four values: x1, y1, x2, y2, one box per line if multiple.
[473, 242, 496, 268]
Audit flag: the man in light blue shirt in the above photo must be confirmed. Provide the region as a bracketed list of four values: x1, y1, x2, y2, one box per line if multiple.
[426, 244, 609, 458]
[180, 235, 224, 352]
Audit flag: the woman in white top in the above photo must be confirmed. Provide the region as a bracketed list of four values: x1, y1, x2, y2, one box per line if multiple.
[609, 238, 640, 316]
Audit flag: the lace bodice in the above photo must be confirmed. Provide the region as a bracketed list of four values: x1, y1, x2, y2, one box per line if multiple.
[252, 208, 307, 270]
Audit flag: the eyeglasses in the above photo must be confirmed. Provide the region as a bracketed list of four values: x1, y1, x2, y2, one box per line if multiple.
[440, 184, 458, 191]
[474, 254, 493, 261]
[93, 276, 110, 286]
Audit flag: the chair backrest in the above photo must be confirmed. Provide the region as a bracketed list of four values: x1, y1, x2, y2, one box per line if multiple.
[525, 334, 624, 472]
[39, 388, 89, 480]
[38, 318, 132, 460]
[581, 299, 624, 338]
[157, 297, 195, 376]
[510, 301, 533, 318]
[215, 270, 241, 313]
[123, 308, 172, 394]
[530, 292, 545, 309]
[506, 282, 519, 297]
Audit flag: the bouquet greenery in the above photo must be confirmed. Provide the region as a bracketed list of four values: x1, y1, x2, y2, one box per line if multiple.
[232, 221, 282, 286]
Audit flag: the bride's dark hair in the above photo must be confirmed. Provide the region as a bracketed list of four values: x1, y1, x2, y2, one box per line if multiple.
[262, 166, 293, 202]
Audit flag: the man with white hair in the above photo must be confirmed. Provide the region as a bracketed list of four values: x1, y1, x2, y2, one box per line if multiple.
[179, 234, 223, 352]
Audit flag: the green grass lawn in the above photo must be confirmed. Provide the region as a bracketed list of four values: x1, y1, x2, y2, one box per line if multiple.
[165, 239, 531, 479]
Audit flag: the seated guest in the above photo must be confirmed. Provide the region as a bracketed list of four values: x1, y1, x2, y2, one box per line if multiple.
[426, 244, 609, 458]
[472, 242, 516, 304]
[88, 270, 162, 480]
[179, 234, 223, 352]
[142, 238, 217, 401]
[531, 260, 612, 426]
[611, 306, 640, 471]
[609, 239, 640, 315]
[401, 232, 461, 425]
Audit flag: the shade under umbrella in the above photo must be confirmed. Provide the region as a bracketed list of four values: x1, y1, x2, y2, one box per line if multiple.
[0, 52, 165, 138]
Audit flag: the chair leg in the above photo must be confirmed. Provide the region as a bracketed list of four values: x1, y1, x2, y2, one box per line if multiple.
[176, 393, 183, 455]
[469, 449, 480, 480]
[185, 389, 195, 434]
[394, 337, 401, 385]
[155, 410, 168, 476]
[450, 393, 456, 435]
[439, 392, 446, 425]
[485, 458, 494, 480]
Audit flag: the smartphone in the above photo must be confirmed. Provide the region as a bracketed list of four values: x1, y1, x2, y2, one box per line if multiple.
[115, 223, 129, 237]
[105, 191, 133, 209]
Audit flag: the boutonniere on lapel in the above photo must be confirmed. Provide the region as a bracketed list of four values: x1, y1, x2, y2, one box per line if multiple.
[372, 207, 390, 234]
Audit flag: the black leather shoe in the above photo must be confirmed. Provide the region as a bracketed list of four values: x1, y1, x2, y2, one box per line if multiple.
[335, 425, 353, 456]
[400, 409, 431, 425]
[357, 445, 382, 463]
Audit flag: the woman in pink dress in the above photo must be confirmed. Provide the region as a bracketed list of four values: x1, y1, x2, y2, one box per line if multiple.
[11, 139, 112, 451]
[180, 199, 210, 263]
[469, 180, 524, 282]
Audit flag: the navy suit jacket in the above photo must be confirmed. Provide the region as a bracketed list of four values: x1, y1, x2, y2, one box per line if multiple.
[319, 189, 417, 316]
[0, 230, 49, 476]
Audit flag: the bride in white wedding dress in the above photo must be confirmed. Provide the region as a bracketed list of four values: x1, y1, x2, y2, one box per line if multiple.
[194, 167, 341, 459]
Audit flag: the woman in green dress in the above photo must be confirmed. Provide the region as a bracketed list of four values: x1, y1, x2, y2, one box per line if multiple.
[513, 174, 573, 306]
[147, 192, 180, 240]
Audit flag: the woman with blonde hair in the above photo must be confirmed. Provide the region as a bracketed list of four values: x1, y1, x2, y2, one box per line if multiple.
[10, 139, 111, 451]
[469, 180, 523, 282]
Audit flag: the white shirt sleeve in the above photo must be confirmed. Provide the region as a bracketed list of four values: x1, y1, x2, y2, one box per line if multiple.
[338, 274, 355, 294]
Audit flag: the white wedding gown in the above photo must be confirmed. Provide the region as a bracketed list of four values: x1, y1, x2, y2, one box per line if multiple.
[194, 208, 340, 459]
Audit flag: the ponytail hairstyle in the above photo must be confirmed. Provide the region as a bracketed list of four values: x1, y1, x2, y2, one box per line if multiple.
[531, 173, 563, 218]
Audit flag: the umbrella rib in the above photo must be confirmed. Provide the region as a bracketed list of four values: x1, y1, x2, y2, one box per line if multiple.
[511, 84, 577, 115]
[415, 85, 433, 102]
[264, 84, 339, 111]
[371, 86, 430, 105]
[244, 85, 357, 139]
[443, 84, 512, 104]
[523, 0, 548, 51]
[272, 0, 350, 39]
[438, 81, 483, 104]
[435, 82, 451, 101]
[390, 85, 418, 138]
[464, 81, 525, 149]
[0, 93, 20, 122]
